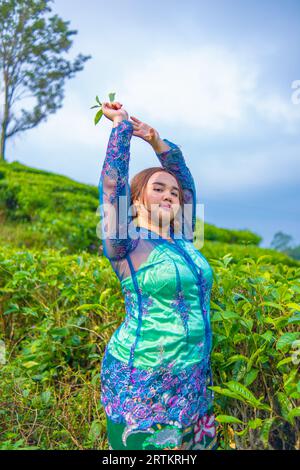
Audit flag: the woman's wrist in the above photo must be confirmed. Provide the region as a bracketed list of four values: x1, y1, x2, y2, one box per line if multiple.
[112, 115, 128, 127]
[150, 135, 171, 154]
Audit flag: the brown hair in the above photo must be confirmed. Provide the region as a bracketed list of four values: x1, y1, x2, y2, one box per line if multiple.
[130, 167, 184, 233]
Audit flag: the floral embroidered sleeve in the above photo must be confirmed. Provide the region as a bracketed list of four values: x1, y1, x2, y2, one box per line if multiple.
[98, 119, 138, 261]
[155, 139, 196, 241]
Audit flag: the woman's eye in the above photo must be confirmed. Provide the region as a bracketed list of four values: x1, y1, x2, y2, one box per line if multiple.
[154, 188, 178, 197]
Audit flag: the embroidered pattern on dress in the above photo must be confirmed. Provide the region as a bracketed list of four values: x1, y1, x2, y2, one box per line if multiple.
[141, 425, 183, 450]
[138, 286, 154, 316]
[170, 262, 191, 337]
[101, 349, 211, 438]
[100, 349, 210, 431]
[122, 287, 137, 327]
[193, 413, 217, 450]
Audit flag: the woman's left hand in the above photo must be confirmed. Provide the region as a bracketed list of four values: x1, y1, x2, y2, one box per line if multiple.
[129, 116, 160, 144]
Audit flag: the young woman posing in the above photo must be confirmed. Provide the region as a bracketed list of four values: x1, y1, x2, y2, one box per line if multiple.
[98, 101, 218, 450]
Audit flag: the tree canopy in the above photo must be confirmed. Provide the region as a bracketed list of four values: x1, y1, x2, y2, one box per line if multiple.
[0, 0, 91, 160]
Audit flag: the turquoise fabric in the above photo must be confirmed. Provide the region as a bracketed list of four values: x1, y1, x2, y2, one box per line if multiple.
[108, 234, 213, 370]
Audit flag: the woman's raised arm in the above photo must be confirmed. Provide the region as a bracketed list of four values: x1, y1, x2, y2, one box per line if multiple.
[154, 138, 196, 241]
[98, 103, 138, 261]
[128, 115, 196, 240]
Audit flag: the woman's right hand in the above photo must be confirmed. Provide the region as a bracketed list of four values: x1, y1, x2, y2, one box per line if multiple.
[102, 101, 129, 122]
[128, 116, 160, 145]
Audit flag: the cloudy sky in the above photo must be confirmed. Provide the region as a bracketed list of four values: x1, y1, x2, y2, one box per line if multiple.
[6, 0, 300, 248]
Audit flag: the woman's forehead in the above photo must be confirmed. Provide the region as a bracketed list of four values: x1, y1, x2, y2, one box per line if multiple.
[147, 171, 178, 187]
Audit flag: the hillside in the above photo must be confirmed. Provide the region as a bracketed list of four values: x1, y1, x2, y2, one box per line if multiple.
[0, 160, 298, 267]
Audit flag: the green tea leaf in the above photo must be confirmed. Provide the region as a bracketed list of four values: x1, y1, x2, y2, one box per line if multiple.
[259, 301, 283, 310]
[226, 381, 271, 410]
[286, 302, 300, 311]
[208, 386, 243, 400]
[276, 332, 300, 352]
[276, 392, 293, 422]
[50, 327, 69, 337]
[243, 368, 259, 386]
[276, 357, 293, 368]
[248, 418, 262, 429]
[94, 109, 103, 125]
[224, 354, 249, 367]
[215, 415, 244, 424]
[23, 361, 39, 369]
[287, 407, 300, 425]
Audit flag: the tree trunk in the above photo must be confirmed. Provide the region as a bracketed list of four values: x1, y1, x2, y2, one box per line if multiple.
[0, 126, 7, 162]
[0, 72, 9, 162]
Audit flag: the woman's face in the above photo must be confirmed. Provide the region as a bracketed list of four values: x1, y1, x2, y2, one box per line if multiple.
[135, 171, 181, 227]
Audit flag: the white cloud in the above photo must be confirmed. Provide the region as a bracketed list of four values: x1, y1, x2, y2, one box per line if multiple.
[14, 43, 300, 155]
[30, 94, 103, 149]
[251, 92, 300, 134]
[109, 44, 300, 136]
[7, 43, 300, 194]
[194, 143, 300, 197]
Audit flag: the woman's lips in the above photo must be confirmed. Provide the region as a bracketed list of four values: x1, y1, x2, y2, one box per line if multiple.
[160, 204, 172, 209]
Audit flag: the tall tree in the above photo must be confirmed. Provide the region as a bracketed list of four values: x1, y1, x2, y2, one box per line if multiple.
[270, 231, 294, 252]
[0, 0, 91, 160]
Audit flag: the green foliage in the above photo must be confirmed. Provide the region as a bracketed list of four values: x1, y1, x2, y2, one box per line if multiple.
[271, 231, 300, 261]
[0, 244, 299, 449]
[90, 92, 116, 125]
[0, 247, 121, 449]
[199, 239, 300, 268]
[0, 160, 299, 450]
[208, 253, 300, 449]
[196, 220, 262, 246]
[2, 159, 297, 269]
[0, 160, 100, 254]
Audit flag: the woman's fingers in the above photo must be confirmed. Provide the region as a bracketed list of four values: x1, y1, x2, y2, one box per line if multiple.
[103, 101, 122, 109]
[129, 118, 139, 127]
[130, 116, 141, 123]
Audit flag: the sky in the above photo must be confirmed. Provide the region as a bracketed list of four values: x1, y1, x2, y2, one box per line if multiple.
[5, 0, 300, 248]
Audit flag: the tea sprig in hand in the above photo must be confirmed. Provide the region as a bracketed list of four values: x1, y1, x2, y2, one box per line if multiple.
[91, 92, 121, 125]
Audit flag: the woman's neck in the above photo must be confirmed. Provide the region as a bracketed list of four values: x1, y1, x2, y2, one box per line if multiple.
[134, 217, 173, 241]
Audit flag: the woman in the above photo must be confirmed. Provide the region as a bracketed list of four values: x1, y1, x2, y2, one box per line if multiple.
[98, 101, 218, 450]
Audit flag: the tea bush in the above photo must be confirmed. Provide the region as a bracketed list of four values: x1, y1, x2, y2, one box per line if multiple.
[0, 160, 299, 450]
[209, 253, 300, 449]
[0, 161, 99, 254]
[0, 245, 299, 449]
[0, 160, 265, 255]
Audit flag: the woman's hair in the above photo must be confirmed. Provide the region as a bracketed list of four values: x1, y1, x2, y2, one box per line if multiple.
[130, 167, 184, 233]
